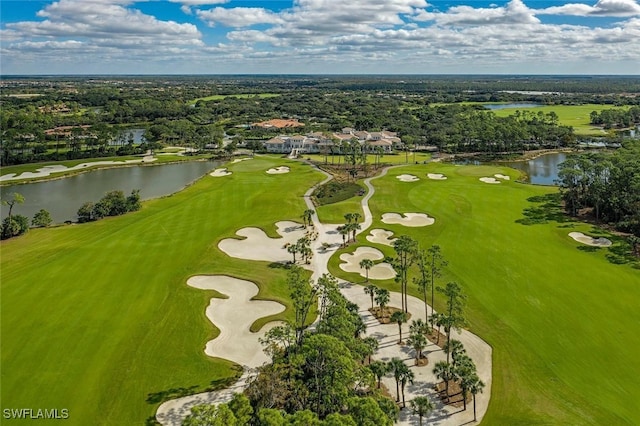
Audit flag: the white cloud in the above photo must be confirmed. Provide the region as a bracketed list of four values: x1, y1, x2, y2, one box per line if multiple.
[413, 0, 539, 25]
[196, 7, 284, 27]
[537, 0, 640, 17]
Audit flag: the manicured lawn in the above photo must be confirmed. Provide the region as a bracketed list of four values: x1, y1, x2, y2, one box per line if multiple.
[328, 162, 640, 424]
[0, 156, 322, 424]
[304, 152, 431, 165]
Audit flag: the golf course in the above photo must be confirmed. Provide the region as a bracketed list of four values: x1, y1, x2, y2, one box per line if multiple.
[1, 155, 639, 425]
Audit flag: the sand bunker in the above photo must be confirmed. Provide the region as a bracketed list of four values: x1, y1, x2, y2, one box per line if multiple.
[187, 275, 284, 366]
[479, 177, 500, 184]
[569, 232, 612, 247]
[219, 221, 306, 263]
[381, 213, 435, 227]
[210, 168, 232, 177]
[339, 247, 396, 280]
[366, 229, 397, 246]
[266, 166, 290, 174]
[494, 174, 511, 180]
[0, 157, 157, 182]
[231, 157, 252, 164]
[396, 174, 419, 182]
[427, 173, 447, 180]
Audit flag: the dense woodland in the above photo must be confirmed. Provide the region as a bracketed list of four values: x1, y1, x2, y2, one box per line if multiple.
[2, 76, 640, 166]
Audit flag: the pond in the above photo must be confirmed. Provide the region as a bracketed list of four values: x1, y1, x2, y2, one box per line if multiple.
[503, 152, 567, 185]
[1, 160, 220, 223]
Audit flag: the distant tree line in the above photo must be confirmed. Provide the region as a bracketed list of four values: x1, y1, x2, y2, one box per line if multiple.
[590, 106, 640, 129]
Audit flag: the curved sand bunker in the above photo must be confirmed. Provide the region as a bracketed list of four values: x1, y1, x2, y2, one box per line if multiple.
[0, 157, 157, 182]
[366, 229, 397, 246]
[231, 157, 252, 164]
[381, 212, 435, 227]
[494, 174, 510, 180]
[427, 173, 447, 180]
[219, 221, 306, 263]
[266, 166, 290, 174]
[210, 168, 232, 177]
[569, 232, 612, 247]
[396, 174, 419, 182]
[339, 247, 396, 280]
[187, 275, 285, 366]
[479, 177, 500, 184]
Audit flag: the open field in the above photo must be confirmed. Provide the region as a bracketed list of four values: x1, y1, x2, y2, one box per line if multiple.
[304, 152, 432, 165]
[0, 156, 320, 424]
[327, 162, 640, 425]
[189, 93, 280, 104]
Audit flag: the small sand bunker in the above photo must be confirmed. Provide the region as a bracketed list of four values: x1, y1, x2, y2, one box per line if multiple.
[569, 232, 612, 247]
[231, 157, 252, 164]
[219, 221, 306, 262]
[339, 247, 396, 280]
[187, 275, 285, 366]
[266, 166, 290, 174]
[494, 174, 510, 180]
[427, 173, 447, 180]
[479, 177, 500, 184]
[210, 168, 232, 177]
[366, 229, 397, 246]
[396, 174, 419, 182]
[381, 213, 435, 227]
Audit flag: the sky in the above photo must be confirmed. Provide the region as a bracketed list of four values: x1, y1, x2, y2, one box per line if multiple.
[1, 0, 639, 75]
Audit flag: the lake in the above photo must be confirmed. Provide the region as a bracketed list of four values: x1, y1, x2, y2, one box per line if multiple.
[1, 161, 220, 223]
[503, 152, 567, 185]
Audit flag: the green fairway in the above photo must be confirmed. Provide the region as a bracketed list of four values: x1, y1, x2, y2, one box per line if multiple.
[189, 93, 280, 104]
[0, 156, 322, 424]
[327, 162, 640, 424]
[304, 152, 432, 165]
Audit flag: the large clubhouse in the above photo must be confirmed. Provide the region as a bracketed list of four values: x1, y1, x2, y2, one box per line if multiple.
[263, 128, 402, 155]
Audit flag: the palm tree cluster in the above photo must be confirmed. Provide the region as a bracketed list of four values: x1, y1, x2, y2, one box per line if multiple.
[432, 340, 485, 421]
[337, 212, 362, 247]
[284, 237, 313, 264]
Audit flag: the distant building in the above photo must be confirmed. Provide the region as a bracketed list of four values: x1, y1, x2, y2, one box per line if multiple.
[263, 129, 402, 154]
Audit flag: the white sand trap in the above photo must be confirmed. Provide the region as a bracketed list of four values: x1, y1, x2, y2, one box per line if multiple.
[381, 212, 435, 227]
[569, 232, 612, 247]
[219, 221, 305, 263]
[339, 247, 396, 280]
[427, 173, 447, 180]
[266, 166, 290, 174]
[210, 168, 232, 177]
[396, 174, 419, 182]
[494, 174, 511, 180]
[479, 177, 500, 184]
[0, 157, 157, 182]
[187, 275, 285, 366]
[366, 229, 397, 246]
[231, 157, 252, 164]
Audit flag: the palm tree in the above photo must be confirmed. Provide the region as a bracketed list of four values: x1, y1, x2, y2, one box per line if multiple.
[427, 245, 448, 330]
[369, 360, 389, 389]
[285, 243, 298, 263]
[399, 367, 415, 408]
[337, 225, 349, 247]
[458, 366, 478, 411]
[437, 281, 466, 364]
[390, 310, 409, 344]
[409, 318, 428, 336]
[410, 396, 434, 426]
[350, 221, 361, 242]
[406, 332, 427, 364]
[359, 258, 375, 282]
[362, 336, 378, 363]
[374, 288, 390, 316]
[352, 212, 362, 224]
[469, 377, 485, 422]
[433, 361, 455, 398]
[445, 339, 466, 368]
[392, 235, 418, 313]
[302, 209, 315, 228]
[364, 284, 378, 309]
[344, 212, 354, 224]
[388, 357, 407, 402]
[429, 313, 445, 344]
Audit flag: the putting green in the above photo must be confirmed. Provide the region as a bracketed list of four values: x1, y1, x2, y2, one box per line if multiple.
[328, 162, 640, 424]
[0, 156, 321, 425]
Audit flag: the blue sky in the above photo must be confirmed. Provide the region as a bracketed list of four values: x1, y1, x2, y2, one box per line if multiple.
[1, 0, 639, 75]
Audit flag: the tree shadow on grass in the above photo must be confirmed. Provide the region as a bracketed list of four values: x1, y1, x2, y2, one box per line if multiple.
[146, 371, 240, 405]
[516, 193, 570, 225]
